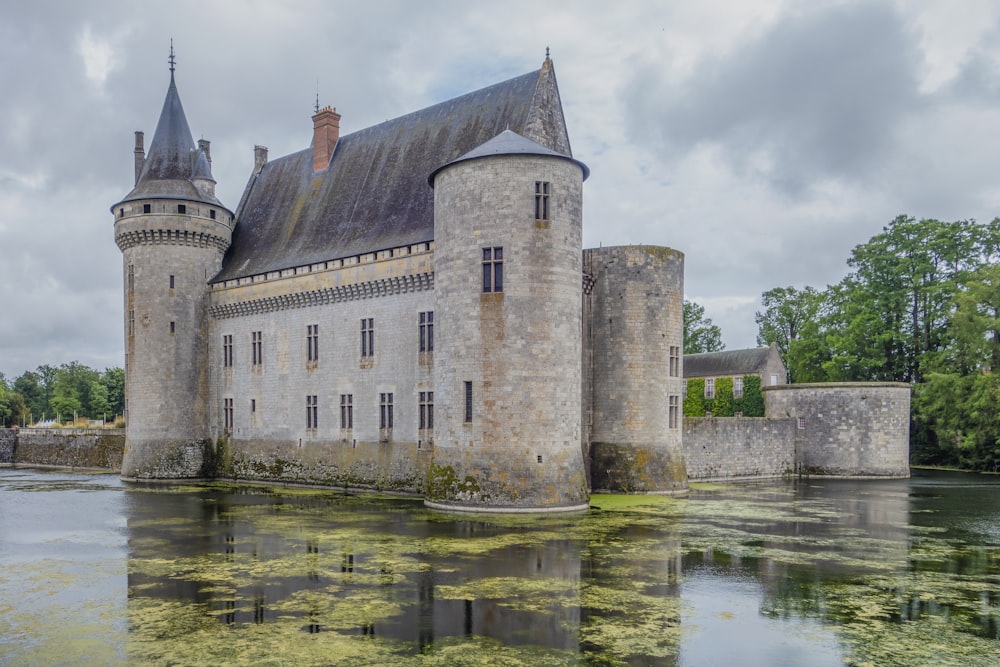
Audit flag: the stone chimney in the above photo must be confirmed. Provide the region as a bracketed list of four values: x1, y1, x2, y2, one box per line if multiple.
[134, 131, 145, 184]
[254, 145, 269, 175]
[312, 106, 341, 173]
[197, 138, 211, 165]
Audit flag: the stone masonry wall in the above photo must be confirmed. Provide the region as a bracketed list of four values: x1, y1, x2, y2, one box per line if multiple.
[585, 245, 687, 494]
[11, 429, 125, 471]
[683, 417, 796, 481]
[0, 428, 16, 464]
[765, 383, 910, 477]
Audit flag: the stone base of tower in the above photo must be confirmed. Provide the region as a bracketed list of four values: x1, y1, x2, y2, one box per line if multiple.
[424, 448, 590, 513]
[589, 441, 688, 495]
[120, 436, 216, 481]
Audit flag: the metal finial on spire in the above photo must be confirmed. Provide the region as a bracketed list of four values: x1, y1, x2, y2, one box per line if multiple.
[315, 80, 320, 114]
[168, 39, 176, 73]
[545, 46, 550, 60]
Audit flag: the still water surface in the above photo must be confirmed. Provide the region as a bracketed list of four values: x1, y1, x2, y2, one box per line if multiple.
[1, 468, 998, 665]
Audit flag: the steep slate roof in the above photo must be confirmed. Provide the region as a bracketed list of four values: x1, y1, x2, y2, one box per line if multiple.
[113, 72, 225, 208]
[684, 347, 775, 378]
[213, 58, 572, 283]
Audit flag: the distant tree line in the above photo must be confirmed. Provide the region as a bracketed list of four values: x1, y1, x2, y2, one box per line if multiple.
[754, 215, 1000, 471]
[0, 363, 124, 427]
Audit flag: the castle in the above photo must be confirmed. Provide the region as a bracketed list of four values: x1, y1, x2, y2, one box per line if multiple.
[112, 54, 910, 511]
[112, 54, 688, 511]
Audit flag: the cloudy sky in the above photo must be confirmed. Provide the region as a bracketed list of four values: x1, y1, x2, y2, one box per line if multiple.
[2, 0, 1000, 379]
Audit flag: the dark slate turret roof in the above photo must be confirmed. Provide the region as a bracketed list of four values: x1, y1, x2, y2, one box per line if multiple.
[213, 59, 573, 283]
[428, 129, 589, 185]
[684, 347, 775, 378]
[113, 72, 225, 208]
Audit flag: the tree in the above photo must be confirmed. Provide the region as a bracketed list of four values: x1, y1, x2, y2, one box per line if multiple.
[101, 368, 125, 418]
[683, 300, 725, 354]
[0, 374, 10, 426]
[755, 286, 820, 383]
[13, 370, 45, 421]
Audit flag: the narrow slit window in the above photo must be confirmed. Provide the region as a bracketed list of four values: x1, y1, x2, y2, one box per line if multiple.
[361, 318, 374, 357]
[534, 181, 550, 221]
[464, 381, 473, 423]
[419, 311, 434, 352]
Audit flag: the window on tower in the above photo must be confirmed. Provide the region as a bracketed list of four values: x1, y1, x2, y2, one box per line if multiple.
[482, 247, 503, 293]
[534, 181, 550, 221]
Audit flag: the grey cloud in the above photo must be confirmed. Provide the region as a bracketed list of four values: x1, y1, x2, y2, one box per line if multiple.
[625, 2, 923, 195]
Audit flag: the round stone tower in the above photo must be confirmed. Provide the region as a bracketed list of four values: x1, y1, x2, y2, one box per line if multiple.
[427, 130, 590, 512]
[585, 245, 688, 495]
[112, 61, 233, 480]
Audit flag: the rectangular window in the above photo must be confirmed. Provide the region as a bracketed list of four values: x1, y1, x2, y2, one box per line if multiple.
[128, 310, 135, 336]
[224, 398, 233, 432]
[464, 381, 473, 423]
[210, 209, 217, 220]
[170, 321, 175, 334]
[705, 378, 715, 399]
[340, 394, 353, 429]
[177, 204, 186, 214]
[668, 395, 679, 429]
[251, 399, 256, 413]
[252, 331, 263, 366]
[734, 376, 744, 398]
[379, 393, 394, 429]
[307, 324, 319, 362]
[419, 311, 434, 352]
[306, 395, 318, 429]
[127, 264, 134, 291]
[534, 181, 550, 221]
[143, 203, 151, 214]
[169, 274, 175, 289]
[361, 318, 374, 357]
[797, 417, 806, 430]
[223, 335, 233, 367]
[669, 346, 680, 377]
[482, 247, 503, 293]
[419, 391, 434, 430]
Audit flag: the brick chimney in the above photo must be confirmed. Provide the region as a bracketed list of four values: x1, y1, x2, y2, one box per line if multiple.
[312, 106, 341, 172]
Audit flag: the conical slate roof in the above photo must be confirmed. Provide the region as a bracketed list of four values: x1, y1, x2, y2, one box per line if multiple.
[428, 129, 589, 185]
[113, 72, 225, 208]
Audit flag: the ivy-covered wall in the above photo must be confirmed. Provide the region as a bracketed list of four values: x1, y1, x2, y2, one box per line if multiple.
[683, 375, 764, 417]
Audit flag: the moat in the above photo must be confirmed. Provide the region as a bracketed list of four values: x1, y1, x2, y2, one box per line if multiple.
[1, 468, 998, 665]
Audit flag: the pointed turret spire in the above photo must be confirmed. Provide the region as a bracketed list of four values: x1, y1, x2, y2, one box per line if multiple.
[113, 44, 225, 208]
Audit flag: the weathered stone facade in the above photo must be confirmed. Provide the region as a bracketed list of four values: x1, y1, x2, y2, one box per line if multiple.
[584, 246, 687, 494]
[430, 149, 589, 511]
[765, 383, 911, 478]
[0, 428, 15, 465]
[683, 417, 796, 481]
[1, 429, 125, 471]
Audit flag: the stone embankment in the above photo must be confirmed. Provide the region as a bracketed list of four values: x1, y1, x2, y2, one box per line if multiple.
[0, 428, 124, 471]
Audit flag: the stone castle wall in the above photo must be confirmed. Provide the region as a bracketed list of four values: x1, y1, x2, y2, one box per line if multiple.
[430, 154, 589, 511]
[0, 428, 16, 464]
[765, 383, 910, 477]
[2, 429, 125, 471]
[585, 245, 687, 494]
[683, 417, 796, 481]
